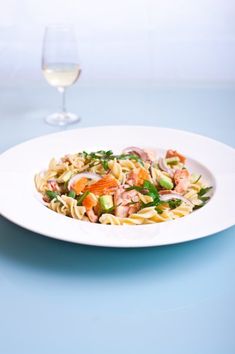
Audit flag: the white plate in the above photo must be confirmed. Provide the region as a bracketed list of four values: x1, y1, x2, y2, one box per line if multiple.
[0, 126, 235, 247]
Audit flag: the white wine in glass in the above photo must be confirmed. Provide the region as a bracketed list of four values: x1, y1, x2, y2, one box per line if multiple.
[42, 25, 81, 126]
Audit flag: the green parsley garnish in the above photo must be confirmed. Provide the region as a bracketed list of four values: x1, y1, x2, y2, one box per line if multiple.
[194, 186, 213, 210]
[155, 206, 163, 214]
[46, 190, 59, 200]
[82, 150, 144, 170]
[68, 191, 76, 199]
[127, 180, 161, 208]
[198, 186, 213, 197]
[77, 191, 90, 206]
[101, 159, 109, 171]
[168, 199, 182, 209]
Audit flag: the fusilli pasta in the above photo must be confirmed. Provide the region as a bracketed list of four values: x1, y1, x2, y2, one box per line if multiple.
[35, 147, 212, 225]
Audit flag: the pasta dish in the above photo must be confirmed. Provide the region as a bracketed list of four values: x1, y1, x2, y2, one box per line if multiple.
[35, 147, 212, 225]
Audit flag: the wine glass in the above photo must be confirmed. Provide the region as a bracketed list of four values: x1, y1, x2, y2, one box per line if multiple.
[42, 25, 81, 126]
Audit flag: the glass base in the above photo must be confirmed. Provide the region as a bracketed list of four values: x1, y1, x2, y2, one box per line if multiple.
[45, 112, 81, 126]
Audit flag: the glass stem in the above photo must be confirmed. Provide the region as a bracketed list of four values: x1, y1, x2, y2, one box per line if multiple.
[58, 87, 66, 114]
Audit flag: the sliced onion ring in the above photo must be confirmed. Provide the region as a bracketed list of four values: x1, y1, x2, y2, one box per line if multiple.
[68, 172, 101, 191]
[122, 146, 150, 162]
[158, 157, 174, 177]
[160, 193, 194, 207]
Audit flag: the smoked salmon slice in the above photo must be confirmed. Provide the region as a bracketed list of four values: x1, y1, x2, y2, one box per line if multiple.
[85, 174, 119, 196]
[174, 169, 190, 193]
[72, 177, 88, 194]
[82, 193, 98, 210]
[127, 167, 151, 186]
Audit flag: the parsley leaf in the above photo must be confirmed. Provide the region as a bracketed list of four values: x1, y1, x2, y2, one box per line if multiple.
[68, 191, 76, 199]
[101, 160, 109, 171]
[138, 180, 161, 208]
[199, 196, 210, 203]
[155, 206, 163, 214]
[198, 186, 213, 197]
[77, 191, 90, 205]
[82, 150, 144, 167]
[125, 182, 161, 208]
[143, 180, 160, 202]
[118, 154, 144, 165]
[194, 186, 213, 210]
[104, 205, 115, 214]
[168, 199, 182, 209]
[125, 185, 147, 193]
[46, 190, 59, 200]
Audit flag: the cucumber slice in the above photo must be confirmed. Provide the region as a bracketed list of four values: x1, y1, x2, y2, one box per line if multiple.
[156, 170, 174, 190]
[159, 177, 174, 190]
[166, 156, 180, 165]
[99, 195, 114, 212]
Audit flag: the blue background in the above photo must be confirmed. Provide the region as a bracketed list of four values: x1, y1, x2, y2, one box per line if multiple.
[0, 86, 235, 354]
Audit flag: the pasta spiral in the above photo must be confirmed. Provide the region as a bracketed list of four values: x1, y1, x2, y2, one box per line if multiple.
[47, 195, 86, 220]
[100, 207, 171, 225]
[108, 160, 126, 184]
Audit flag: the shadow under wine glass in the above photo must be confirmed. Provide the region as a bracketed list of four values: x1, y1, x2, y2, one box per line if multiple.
[42, 25, 81, 126]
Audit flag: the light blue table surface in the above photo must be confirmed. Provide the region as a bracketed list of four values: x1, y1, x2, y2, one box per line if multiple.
[0, 84, 235, 354]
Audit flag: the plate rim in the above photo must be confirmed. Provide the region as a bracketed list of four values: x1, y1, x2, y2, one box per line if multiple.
[1, 124, 235, 156]
[1, 125, 235, 247]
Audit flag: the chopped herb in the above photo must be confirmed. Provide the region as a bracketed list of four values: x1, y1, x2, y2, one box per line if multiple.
[68, 191, 76, 199]
[106, 150, 113, 157]
[46, 190, 59, 200]
[199, 196, 210, 203]
[127, 180, 160, 206]
[143, 180, 160, 202]
[118, 153, 144, 165]
[119, 154, 139, 160]
[142, 200, 164, 208]
[137, 180, 161, 208]
[194, 196, 210, 210]
[168, 199, 182, 209]
[194, 175, 202, 184]
[77, 191, 90, 205]
[125, 185, 147, 193]
[198, 186, 213, 197]
[126, 199, 139, 206]
[194, 186, 213, 210]
[101, 160, 109, 171]
[87, 150, 114, 160]
[126, 183, 160, 208]
[193, 204, 204, 210]
[104, 205, 115, 214]
[155, 206, 163, 214]
[88, 161, 95, 167]
[82, 150, 144, 167]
